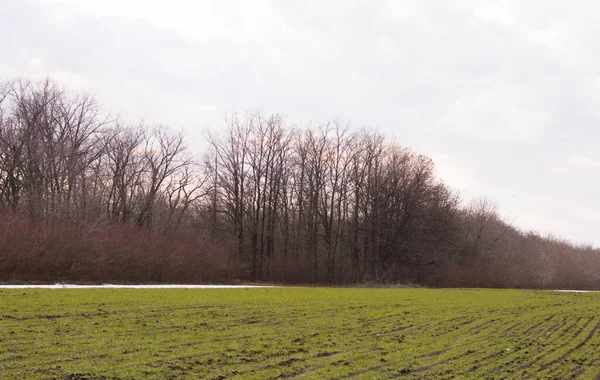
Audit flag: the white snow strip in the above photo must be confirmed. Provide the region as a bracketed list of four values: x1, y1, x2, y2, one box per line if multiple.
[0, 284, 274, 289]
[555, 290, 600, 293]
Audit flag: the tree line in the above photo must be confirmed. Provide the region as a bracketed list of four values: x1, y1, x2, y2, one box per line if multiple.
[1, 78, 599, 288]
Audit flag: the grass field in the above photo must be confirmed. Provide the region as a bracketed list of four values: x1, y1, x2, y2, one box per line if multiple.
[1, 288, 600, 379]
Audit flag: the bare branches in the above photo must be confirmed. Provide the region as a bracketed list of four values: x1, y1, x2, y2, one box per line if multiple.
[2, 77, 597, 289]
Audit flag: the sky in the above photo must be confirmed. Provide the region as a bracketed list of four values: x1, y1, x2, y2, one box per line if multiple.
[2, 0, 600, 245]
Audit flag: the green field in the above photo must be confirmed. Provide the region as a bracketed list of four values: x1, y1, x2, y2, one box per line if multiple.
[1, 288, 600, 379]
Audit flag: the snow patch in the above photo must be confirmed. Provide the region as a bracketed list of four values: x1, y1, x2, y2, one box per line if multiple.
[554, 290, 599, 293]
[0, 284, 274, 289]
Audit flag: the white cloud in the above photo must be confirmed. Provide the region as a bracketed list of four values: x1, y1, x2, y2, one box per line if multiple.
[439, 81, 550, 142]
[472, 1, 517, 28]
[568, 154, 600, 169]
[503, 194, 600, 245]
[29, 58, 42, 70]
[36, 0, 281, 43]
[425, 150, 478, 194]
[47, 7, 74, 26]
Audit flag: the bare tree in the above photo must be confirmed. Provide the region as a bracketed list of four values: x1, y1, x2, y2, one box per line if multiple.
[136, 127, 189, 228]
[104, 124, 146, 223]
[161, 158, 209, 235]
[204, 112, 251, 262]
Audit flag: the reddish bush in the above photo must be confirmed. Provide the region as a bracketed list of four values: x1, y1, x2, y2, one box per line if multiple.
[0, 209, 247, 284]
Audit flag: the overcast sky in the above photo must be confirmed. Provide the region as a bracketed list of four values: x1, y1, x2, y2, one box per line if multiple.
[2, 0, 600, 245]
